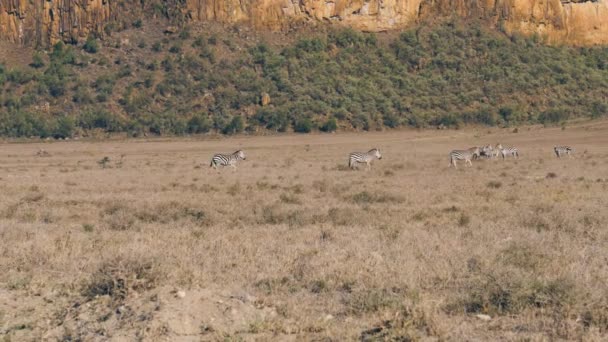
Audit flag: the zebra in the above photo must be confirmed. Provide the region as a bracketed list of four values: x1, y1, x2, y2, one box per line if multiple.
[467, 146, 481, 160]
[499, 145, 519, 159]
[554, 146, 574, 158]
[479, 145, 494, 159]
[449, 149, 475, 169]
[492, 144, 502, 158]
[210, 150, 246, 170]
[349, 148, 382, 170]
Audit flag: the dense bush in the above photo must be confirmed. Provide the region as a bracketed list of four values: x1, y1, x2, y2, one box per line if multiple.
[1, 19, 608, 137]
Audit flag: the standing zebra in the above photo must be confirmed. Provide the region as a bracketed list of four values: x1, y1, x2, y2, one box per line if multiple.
[449, 149, 475, 169]
[554, 146, 574, 158]
[210, 150, 246, 170]
[468, 146, 481, 160]
[479, 145, 491, 158]
[349, 148, 382, 170]
[492, 144, 503, 158]
[499, 145, 519, 159]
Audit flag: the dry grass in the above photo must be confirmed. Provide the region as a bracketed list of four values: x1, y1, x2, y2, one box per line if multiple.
[1, 121, 608, 340]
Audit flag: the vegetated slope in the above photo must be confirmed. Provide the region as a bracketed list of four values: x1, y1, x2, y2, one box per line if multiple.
[0, 19, 607, 138]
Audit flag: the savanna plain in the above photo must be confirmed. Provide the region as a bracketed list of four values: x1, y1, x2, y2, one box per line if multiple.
[1, 121, 608, 341]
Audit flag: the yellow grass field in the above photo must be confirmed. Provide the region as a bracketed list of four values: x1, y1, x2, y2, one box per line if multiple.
[1, 121, 608, 341]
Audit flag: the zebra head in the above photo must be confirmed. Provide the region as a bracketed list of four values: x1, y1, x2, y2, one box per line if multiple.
[370, 148, 382, 159]
[234, 150, 246, 160]
[495, 143, 503, 151]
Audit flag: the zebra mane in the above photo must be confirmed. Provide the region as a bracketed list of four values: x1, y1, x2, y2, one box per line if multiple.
[368, 148, 379, 153]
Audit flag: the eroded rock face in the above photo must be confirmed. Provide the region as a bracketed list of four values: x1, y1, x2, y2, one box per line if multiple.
[1, 0, 607, 46]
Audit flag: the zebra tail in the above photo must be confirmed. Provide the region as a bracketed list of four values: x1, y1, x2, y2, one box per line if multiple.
[209, 160, 214, 167]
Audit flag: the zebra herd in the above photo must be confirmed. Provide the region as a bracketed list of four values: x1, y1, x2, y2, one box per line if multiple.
[449, 144, 519, 168]
[449, 144, 574, 169]
[209, 145, 573, 171]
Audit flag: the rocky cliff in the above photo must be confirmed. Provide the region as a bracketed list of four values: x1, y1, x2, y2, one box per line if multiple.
[1, 0, 607, 46]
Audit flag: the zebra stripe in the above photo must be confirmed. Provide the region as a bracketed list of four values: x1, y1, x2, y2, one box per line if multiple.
[554, 146, 573, 158]
[500, 146, 519, 159]
[349, 148, 382, 170]
[210, 150, 246, 170]
[449, 150, 475, 169]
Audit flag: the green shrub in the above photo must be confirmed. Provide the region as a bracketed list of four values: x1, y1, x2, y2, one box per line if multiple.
[83, 37, 99, 54]
[294, 118, 313, 133]
[30, 52, 45, 68]
[539, 108, 569, 125]
[320, 117, 338, 132]
[53, 116, 75, 139]
[222, 116, 245, 135]
[187, 114, 212, 134]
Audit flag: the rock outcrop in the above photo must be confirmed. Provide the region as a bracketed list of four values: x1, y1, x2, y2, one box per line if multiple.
[1, 0, 607, 46]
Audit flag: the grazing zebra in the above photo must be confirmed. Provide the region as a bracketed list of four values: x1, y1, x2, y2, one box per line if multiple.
[477, 145, 496, 159]
[499, 145, 519, 159]
[210, 150, 246, 170]
[449, 149, 475, 169]
[554, 146, 574, 158]
[349, 148, 382, 170]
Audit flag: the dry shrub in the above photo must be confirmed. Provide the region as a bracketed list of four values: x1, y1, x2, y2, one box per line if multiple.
[486, 180, 502, 189]
[20, 192, 45, 203]
[283, 157, 295, 168]
[411, 210, 429, 222]
[102, 202, 136, 231]
[378, 224, 401, 240]
[312, 179, 329, 193]
[255, 277, 299, 295]
[259, 205, 320, 227]
[546, 172, 558, 179]
[285, 184, 304, 194]
[522, 211, 573, 233]
[458, 213, 471, 227]
[308, 279, 328, 294]
[256, 181, 279, 191]
[446, 268, 574, 316]
[350, 191, 404, 205]
[579, 294, 608, 333]
[361, 305, 438, 341]
[335, 164, 351, 171]
[136, 201, 207, 226]
[327, 207, 363, 226]
[346, 288, 403, 315]
[83, 257, 163, 303]
[279, 193, 302, 205]
[498, 242, 545, 271]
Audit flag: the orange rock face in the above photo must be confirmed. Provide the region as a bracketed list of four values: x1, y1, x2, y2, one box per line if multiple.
[1, 0, 607, 46]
